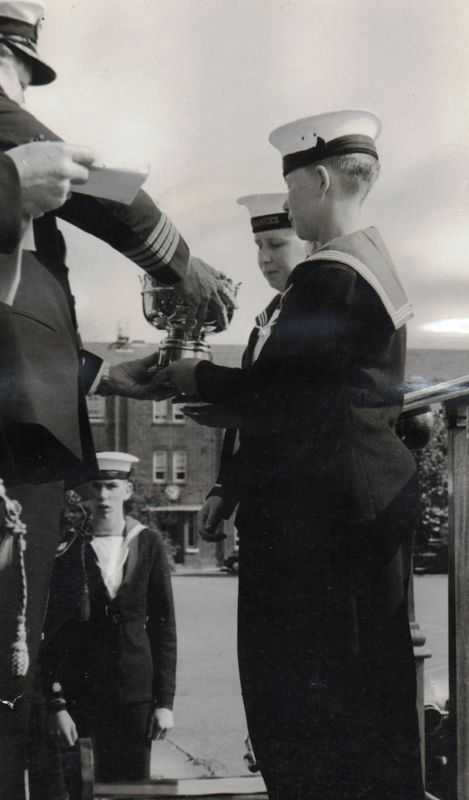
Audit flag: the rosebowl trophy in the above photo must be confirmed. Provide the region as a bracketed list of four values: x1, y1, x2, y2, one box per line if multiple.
[141, 258, 239, 369]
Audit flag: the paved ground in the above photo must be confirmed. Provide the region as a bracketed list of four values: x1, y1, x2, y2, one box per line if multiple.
[151, 573, 247, 779]
[151, 571, 449, 779]
[413, 573, 448, 707]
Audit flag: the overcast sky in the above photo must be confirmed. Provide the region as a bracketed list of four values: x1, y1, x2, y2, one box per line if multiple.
[27, 0, 469, 349]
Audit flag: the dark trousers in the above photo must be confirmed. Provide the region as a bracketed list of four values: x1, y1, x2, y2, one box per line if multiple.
[76, 698, 153, 783]
[237, 476, 425, 800]
[29, 699, 153, 800]
[0, 481, 63, 800]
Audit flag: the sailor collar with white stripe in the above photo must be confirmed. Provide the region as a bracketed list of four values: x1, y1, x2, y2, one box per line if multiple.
[124, 515, 146, 542]
[284, 227, 413, 330]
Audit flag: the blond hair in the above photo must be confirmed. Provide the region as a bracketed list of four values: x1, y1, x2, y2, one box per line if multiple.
[317, 153, 380, 201]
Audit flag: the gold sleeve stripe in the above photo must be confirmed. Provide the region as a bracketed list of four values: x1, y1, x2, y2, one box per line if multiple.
[136, 221, 179, 269]
[139, 230, 180, 271]
[124, 213, 171, 261]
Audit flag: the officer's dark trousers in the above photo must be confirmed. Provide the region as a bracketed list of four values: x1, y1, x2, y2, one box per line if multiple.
[0, 482, 63, 800]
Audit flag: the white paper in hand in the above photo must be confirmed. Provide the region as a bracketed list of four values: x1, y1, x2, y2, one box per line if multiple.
[72, 163, 150, 205]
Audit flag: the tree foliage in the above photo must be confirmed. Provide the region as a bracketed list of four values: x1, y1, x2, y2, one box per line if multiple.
[414, 409, 448, 549]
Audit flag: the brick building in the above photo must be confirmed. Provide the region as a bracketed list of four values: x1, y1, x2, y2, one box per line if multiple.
[85, 338, 244, 567]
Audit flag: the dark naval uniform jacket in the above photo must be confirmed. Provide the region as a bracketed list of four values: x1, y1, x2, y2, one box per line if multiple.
[208, 294, 281, 519]
[0, 91, 189, 488]
[196, 228, 424, 799]
[197, 227, 416, 526]
[41, 517, 176, 711]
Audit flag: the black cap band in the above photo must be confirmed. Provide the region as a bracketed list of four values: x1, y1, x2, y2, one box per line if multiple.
[97, 470, 131, 480]
[282, 134, 378, 177]
[0, 17, 38, 43]
[251, 212, 291, 233]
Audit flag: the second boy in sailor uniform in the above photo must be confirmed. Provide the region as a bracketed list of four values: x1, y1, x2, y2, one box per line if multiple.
[40, 452, 176, 787]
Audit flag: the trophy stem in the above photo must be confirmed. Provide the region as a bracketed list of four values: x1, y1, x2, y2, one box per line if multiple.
[156, 336, 212, 369]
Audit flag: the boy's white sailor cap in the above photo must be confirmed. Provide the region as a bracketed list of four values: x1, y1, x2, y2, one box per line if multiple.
[269, 109, 382, 176]
[96, 452, 139, 479]
[237, 193, 291, 234]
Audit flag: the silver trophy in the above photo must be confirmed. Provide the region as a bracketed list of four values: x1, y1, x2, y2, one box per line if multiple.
[141, 258, 239, 369]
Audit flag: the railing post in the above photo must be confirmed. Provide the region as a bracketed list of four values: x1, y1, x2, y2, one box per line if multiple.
[444, 400, 469, 800]
[408, 581, 432, 781]
[400, 407, 434, 780]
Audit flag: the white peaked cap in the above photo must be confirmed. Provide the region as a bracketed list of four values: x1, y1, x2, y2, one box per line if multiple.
[269, 109, 382, 176]
[0, 1, 46, 23]
[96, 451, 139, 479]
[237, 193, 291, 234]
[0, 1, 56, 84]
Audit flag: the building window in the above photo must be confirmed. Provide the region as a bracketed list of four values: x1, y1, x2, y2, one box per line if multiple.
[185, 512, 199, 552]
[86, 395, 105, 423]
[152, 400, 169, 424]
[172, 450, 187, 484]
[170, 402, 186, 424]
[153, 400, 185, 424]
[153, 451, 168, 483]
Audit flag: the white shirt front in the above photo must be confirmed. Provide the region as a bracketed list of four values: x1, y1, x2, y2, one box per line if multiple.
[90, 521, 145, 598]
[91, 535, 127, 598]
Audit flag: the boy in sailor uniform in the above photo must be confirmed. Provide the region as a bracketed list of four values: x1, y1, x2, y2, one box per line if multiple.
[39, 452, 176, 787]
[185, 193, 308, 534]
[154, 111, 424, 800]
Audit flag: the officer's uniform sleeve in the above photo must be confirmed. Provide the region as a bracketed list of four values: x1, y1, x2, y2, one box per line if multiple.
[0, 93, 189, 284]
[0, 151, 22, 253]
[145, 531, 177, 709]
[57, 191, 189, 285]
[0, 152, 22, 307]
[194, 260, 361, 424]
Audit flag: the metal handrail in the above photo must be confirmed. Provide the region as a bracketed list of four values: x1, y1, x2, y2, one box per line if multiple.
[403, 372, 469, 800]
[404, 374, 469, 412]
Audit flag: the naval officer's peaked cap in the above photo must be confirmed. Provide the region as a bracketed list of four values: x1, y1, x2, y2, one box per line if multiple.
[96, 452, 140, 480]
[237, 193, 291, 234]
[0, 1, 56, 84]
[269, 109, 382, 176]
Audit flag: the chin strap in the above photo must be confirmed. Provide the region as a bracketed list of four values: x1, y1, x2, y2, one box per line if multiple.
[0, 480, 29, 678]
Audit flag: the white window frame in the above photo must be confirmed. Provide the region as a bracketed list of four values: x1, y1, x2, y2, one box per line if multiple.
[170, 402, 186, 424]
[153, 451, 168, 484]
[152, 400, 169, 424]
[172, 450, 187, 484]
[86, 395, 105, 423]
